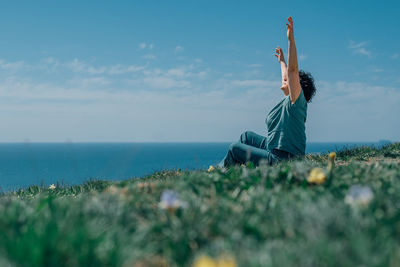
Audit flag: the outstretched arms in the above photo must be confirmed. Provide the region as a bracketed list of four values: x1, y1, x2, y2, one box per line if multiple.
[286, 16, 301, 104]
[275, 46, 289, 96]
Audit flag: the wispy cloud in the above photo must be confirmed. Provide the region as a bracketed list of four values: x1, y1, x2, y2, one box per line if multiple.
[175, 45, 184, 52]
[76, 77, 110, 87]
[138, 43, 147, 50]
[246, 64, 263, 68]
[143, 77, 191, 89]
[348, 41, 372, 57]
[369, 66, 383, 73]
[108, 64, 146, 75]
[0, 69, 280, 142]
[64, 59, 145, 75]
[0, 55, 398, 142]
[142, 54, 156, 60]
[65, 59, 106, 74]
[0, 59, 26, 71]
[230, 79, 279, 88]
[138, 43, 154, 50]
[392, 53, 399, 59]
[167, 68, 185, 77]
[299, 54, 307, 61]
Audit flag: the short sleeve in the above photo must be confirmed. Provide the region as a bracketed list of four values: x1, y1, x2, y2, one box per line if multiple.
[290, 89, 307, 108]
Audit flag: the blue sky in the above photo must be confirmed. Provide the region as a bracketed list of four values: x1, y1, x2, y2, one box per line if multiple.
[0, 0, 399, 142]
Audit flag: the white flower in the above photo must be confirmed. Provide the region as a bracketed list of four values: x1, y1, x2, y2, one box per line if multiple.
[345, 185, 374, 206]
[159, 190, 187, 212]
[49, 184, 56, 190]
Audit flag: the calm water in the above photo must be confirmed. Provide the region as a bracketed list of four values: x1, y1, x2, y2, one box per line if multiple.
[0, 142, 387, 191]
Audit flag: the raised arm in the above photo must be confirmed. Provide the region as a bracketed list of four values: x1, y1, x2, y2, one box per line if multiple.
[286, 16, 301, 104]
[275, 46, 289, 96]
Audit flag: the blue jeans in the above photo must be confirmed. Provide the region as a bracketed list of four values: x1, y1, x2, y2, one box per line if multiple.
[218, 131, 293, 167]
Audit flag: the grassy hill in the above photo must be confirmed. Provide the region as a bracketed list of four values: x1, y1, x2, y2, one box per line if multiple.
[0, 143, 400, 266]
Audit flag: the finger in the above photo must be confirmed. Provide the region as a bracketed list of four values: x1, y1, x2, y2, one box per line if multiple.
[289, 16, 293, 25]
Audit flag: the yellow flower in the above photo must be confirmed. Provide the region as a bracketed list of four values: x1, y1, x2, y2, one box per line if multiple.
[193, 255, 237, 267]
[217, 256, 237, 267]
[208, 165, 215, 172]
[329, 152, 336, 160]
[193, 255, 217, 267]
[328, 152, 336, 171]
[49, 184, 56, 190]
[307, 168, 326, 185]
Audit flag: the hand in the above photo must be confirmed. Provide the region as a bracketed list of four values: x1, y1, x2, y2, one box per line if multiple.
[274, 46, 285, 62]
[286, 16, 294, 40]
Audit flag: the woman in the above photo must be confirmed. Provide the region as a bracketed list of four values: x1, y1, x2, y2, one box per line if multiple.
[219, 16, 316, 167]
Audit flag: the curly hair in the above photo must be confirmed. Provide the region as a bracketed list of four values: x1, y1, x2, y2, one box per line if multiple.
[299, 70, 316, 103]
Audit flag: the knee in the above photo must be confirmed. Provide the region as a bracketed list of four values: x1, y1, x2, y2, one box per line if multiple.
[230, 142, 248, 155]
[229, 142, 237, 152]
[229, 142, 252, 163]
[240, 131, 255, 143]
[229, 142, 243, 156]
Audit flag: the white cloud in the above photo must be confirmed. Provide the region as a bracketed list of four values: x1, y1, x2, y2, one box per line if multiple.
[348, 41, 372, 57]
[175, 45, 184, 52]
[299, 54, 307, 61]
[370, 66, 383, 73]
[142, 54, 156, 60]
[197, 70, 208, 78]
[230, 79, 280, 88]
[138, 43, 147, 50]
[65, 58, 106, 74]
[307, 81, 400, 142]
[64, 59, 146, 75]
[142, 76, 191, 89]
[0, 59, 26, 71]
[0, 56, 399, 142]
[75, 77, 110, 87]
[167, 68, 185, 77]
[108, 64, 145, 75]
[392, 53, 399, 59]
[42, 57, 60, 72]
[246, 64, 263, 68]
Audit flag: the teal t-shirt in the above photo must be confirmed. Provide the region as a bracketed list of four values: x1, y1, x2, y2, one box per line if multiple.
[265, 89, 307, 156]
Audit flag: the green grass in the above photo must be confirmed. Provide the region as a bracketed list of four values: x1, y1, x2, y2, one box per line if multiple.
[1, 143, 400, 266]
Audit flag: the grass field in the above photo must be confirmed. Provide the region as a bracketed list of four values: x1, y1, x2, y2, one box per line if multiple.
[1, 143, 400, 266]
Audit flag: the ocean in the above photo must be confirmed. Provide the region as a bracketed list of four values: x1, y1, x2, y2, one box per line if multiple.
[0, 142, 387, 191]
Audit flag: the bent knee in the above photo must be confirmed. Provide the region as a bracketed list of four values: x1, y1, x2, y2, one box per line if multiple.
[229, 142, 237, 151]
[229, 142, 244, 155]
[240, 131, 255, 143]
